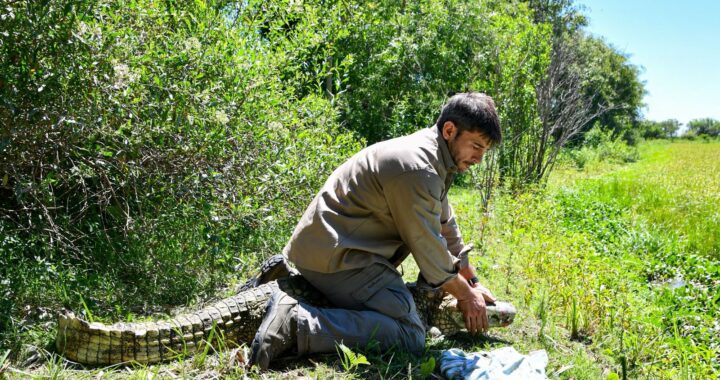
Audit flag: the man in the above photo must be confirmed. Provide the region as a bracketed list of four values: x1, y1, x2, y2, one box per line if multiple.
[249, 92, 502, 370]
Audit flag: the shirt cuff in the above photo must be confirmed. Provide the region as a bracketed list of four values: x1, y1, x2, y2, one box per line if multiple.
[454, 243, 474, 269]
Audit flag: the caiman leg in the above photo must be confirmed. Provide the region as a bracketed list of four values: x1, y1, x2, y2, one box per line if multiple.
[236, 254, 299, 292]
[56, 255, 516, 365]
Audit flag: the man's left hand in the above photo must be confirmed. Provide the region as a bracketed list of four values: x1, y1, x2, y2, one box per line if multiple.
[460, 265, 497, 304]
[459, 264, 479, 287]
[473, 282, 497, 304]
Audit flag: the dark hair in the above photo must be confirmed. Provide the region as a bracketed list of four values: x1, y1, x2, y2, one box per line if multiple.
[436, 92, 502, 146]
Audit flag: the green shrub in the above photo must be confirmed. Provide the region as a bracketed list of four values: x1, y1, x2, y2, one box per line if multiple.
[567, 147, 596, 169]
[565, 128, 639, 169]
[0, 0, 360, 349]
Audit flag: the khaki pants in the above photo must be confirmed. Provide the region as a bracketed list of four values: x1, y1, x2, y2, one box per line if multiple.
[295, 263, 425, 355]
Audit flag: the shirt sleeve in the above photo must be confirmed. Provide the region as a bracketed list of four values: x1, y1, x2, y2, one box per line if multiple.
[440, 197, 467, 258]
[383, 169, 459, 287]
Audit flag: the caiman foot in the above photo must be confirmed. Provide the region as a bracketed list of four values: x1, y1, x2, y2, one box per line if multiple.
[238, 254, 298, 292]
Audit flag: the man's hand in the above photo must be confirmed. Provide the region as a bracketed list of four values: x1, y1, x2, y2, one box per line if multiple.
[473, 282, 497, 305]
[440, 274, 497, 334]
[459, 264, 479, 287]
[456, 291, 489, 334]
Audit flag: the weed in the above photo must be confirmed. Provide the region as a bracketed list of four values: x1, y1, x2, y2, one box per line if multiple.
[336, 343, 370, 372]
[470, 140, 720, 377]
[0, 349, 9, 377]
[193, 322, 219, 368]
[419, 356, 435, 378]
[569, 297, 580, 341]
[536, 289, 549, 341]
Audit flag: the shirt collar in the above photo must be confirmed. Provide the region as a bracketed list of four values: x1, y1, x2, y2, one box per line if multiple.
[434, 126, 458, 174]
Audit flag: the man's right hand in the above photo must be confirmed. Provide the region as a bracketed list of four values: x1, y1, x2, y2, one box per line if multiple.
[441, 274, 496, 334]
[457, 291, 489, 333]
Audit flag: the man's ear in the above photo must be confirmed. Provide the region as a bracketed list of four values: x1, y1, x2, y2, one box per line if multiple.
[442, 121, 457, 140]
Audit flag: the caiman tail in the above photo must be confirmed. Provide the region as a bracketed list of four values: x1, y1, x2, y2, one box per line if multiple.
[56, 276, 324, 365]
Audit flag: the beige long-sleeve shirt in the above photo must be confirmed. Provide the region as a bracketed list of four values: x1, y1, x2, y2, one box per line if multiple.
[284, 126, 468, 286]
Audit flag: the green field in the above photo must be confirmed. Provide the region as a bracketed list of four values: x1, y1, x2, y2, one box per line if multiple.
[3, 140, 719, 379]
[458, 140, 719, 379]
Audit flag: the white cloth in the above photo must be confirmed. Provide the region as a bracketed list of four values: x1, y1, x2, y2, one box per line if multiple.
[440, 347, 549, 380]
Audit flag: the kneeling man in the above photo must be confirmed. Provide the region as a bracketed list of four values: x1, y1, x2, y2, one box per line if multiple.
[250, 92, 502, 369]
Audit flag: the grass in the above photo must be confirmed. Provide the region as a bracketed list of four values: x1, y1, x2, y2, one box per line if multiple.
[469, 139, 719, 378]
[2, 139, 718, 378]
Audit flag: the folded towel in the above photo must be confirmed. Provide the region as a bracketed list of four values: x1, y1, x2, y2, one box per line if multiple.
[440, 347, 549, 380]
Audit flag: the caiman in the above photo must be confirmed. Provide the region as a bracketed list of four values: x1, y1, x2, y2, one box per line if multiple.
[55, 255, 516, 365]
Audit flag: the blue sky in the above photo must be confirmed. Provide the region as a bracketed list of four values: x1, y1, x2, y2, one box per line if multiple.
[578, 0, 720, 127]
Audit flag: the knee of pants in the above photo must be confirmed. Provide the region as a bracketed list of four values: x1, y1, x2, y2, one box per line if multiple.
[402, 321, 426, 354]
[363, 286, 415, 320]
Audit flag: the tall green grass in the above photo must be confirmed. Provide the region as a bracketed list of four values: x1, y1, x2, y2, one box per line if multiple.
[456, 140, 719, 378]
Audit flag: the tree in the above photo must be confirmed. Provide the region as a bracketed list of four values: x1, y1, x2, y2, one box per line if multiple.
[521, 1, 645, 182]
[531, 32, 612, 180]
[577, 36, 645, 142]
[659, 119, 681, 138]
[526, 0, 588, 36]
[334, 0, 498, 143]
[482, 1, 552, 188]
[686, 118, 720, 137]
[639, 119, 681, 139]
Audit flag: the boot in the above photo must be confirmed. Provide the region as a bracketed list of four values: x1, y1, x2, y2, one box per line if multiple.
[249, 290, 299, 370]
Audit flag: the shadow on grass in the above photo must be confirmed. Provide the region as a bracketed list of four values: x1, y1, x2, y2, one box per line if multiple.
[264, 332, 518, 379]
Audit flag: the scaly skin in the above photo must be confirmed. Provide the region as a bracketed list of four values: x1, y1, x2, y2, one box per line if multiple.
[56, 257, 516, 365]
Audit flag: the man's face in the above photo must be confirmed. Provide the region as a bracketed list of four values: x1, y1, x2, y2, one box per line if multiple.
[442, 121, 491, 173]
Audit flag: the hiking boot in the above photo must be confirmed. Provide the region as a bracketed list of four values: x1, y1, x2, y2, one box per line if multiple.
[249, 291, 299, 370]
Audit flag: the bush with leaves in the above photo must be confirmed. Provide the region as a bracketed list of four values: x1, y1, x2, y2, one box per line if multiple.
[0, 0, 360, 348]
[564, 128, 638, 169]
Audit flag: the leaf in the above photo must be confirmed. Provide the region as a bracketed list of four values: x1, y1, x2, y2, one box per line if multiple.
[0, 349, 10, 374]
[338, 343, 355, 362]
[355, 354, 370, 366]
[337, 343, 370, 370]
[420, 356, 435, 377]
